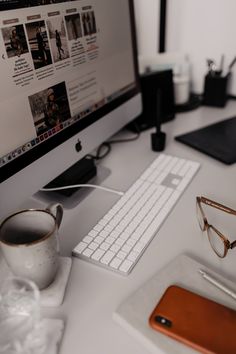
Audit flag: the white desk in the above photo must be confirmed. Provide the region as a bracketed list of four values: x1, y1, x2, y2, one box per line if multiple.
[41, 101, 236, 353]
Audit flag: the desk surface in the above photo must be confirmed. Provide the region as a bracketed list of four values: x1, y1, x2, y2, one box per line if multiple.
[20, 102, 236, 353]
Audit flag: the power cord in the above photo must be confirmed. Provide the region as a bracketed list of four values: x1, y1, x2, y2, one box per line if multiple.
[40, 184, 124, 196]
[87, 122, 141, 161]
[87, 142, 111, 160]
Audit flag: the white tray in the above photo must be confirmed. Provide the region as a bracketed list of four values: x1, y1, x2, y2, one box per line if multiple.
[113, 254, 236, 354]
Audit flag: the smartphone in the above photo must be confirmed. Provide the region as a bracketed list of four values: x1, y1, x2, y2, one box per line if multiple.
[149, 285, 236, 354]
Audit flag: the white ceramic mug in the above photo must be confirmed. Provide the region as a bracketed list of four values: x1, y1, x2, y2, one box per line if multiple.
[173, 75, 190, 105]
[0, 203, 63, 290]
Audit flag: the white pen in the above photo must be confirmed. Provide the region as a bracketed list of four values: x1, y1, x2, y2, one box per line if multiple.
[199, 269, 236, 301]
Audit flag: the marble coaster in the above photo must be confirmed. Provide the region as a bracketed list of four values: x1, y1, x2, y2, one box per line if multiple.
[40, 256, 72, 307]
[0, 252, 71, 307]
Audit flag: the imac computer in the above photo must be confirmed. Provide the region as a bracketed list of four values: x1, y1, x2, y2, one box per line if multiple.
[0, 0, 142, 220]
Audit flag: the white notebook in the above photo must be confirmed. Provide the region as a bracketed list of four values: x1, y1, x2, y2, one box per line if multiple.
[113, 254, 236, 354]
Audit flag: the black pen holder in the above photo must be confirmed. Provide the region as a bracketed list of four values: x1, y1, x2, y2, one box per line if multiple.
[203, 73, 230, 107]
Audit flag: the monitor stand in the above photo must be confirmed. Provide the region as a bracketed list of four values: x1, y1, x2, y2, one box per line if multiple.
[44, 156, 97, 197]
[34, 157, 111, 209]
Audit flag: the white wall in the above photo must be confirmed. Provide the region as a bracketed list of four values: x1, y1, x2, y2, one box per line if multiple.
[166, 0, 236, 95]
[133, 0, 160, 56]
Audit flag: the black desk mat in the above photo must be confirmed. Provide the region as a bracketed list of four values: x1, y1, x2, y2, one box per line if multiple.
[175, 116, 236, 165]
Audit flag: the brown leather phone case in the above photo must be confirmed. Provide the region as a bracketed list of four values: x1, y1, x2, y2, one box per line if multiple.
[149, 285, 236, 354]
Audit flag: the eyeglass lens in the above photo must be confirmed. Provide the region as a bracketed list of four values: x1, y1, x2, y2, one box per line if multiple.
[196, 199, 226, 257]
[207, 227, 225, 257]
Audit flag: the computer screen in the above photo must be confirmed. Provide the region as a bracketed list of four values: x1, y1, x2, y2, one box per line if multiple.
[0, 0, 141, 219]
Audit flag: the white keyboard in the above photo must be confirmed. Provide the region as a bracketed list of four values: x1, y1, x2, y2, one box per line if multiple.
[73, 154, 200, 275]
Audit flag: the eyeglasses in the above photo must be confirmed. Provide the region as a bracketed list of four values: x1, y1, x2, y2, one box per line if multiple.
[196, 196, 236, 258]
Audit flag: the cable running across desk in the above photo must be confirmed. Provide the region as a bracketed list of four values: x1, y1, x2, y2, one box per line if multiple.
[73, 154, 200, 275]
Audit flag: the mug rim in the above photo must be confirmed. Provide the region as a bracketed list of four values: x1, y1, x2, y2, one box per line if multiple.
[0, 208, 57, 247]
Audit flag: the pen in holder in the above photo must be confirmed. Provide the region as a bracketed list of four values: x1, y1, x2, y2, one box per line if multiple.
[203, 72, 231, 107]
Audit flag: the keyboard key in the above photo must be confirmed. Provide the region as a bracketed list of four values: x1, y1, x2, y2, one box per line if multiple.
[94, 236, 104, 245]
[116, 250, 127, 260]
[100, 230, 110, 238]
[94, 224, 104, 232]
[88, 242, 99, 251]
[83, 248, 94, 257]
[83, 236, 93, 244]
[91, 249, 106, 261]
[88, 230, 98, 238]
[119, 259, 133, 273]
[100, 242, 110, 251]
[100, 250, 115, 265]
[122, 244, 133, 253]
[110, 257, 123, 269]
[110, 244, 121, 253]
[74, 242, 87, 254]
[127, 251, 139, 262]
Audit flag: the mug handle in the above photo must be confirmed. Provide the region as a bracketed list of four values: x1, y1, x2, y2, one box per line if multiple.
[46, 203, 63, 229]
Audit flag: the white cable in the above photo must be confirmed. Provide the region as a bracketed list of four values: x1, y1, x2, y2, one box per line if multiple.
[40, 184, 124, 196]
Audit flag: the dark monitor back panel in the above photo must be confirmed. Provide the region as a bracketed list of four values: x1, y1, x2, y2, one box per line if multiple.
[175, 116, 236, 165]
[132, 69, 175, 131]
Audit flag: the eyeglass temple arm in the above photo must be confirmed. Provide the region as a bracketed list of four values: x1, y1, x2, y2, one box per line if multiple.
[230, 240, 236, 249]
[200, 196, 236, 215]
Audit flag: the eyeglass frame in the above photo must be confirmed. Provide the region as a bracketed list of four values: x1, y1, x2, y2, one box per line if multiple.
[196, 196, 236, 258]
